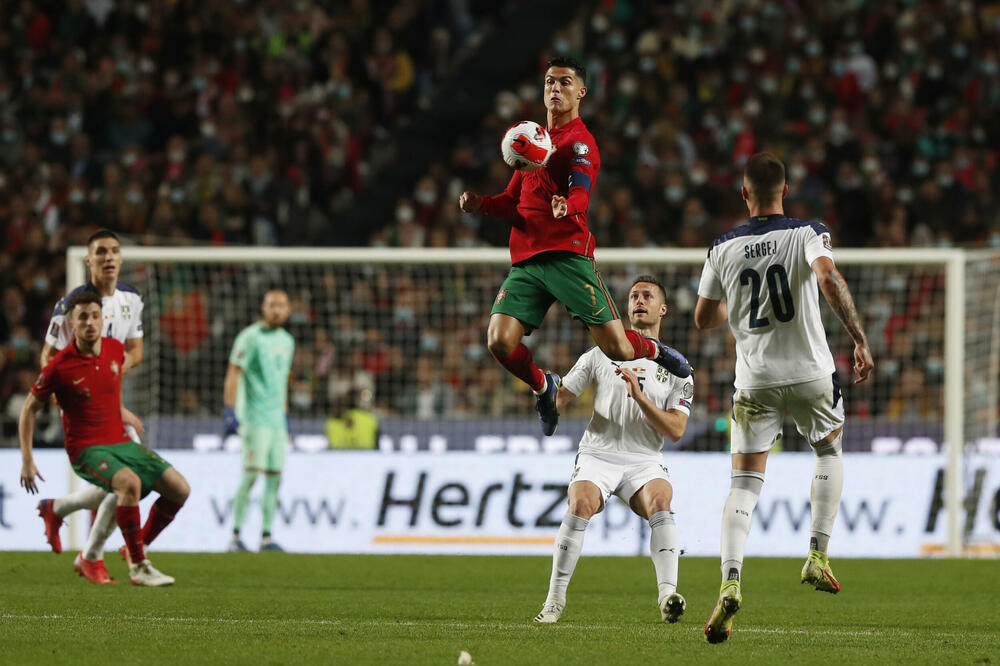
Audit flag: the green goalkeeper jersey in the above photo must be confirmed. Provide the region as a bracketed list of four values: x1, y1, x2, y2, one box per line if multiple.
[229, 321, 295, 430]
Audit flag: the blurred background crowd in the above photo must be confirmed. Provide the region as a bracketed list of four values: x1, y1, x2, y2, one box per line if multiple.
[3, 0, 998, 445]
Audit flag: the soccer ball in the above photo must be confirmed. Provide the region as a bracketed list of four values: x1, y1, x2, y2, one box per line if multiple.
[501, 121, 554, 172]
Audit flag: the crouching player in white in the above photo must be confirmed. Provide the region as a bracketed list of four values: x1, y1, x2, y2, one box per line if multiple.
[695, 152, 873, 644]
[534, 276, 694, 625]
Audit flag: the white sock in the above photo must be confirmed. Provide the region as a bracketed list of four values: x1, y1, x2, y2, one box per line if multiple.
[810, 435, 844, 553]
[546, 513, 588, 604]
[720, 470, 764, 583]
[649, 511, 678, 602]
[52, 485, 108, 517]
[82, 493, 119, 561]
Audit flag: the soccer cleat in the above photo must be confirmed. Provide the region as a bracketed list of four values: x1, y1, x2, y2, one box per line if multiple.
[704, 580, 742, 644]
[129, 559, 175, 587]
[801, 550, 841, 593]
[659, 592, 686, 624]
[73, 553, 117, 585]
[533, 600, 564, 623]
[647, 338, 693, 378]
[37, 499, 64, 554]
[535, 372, 561, 437]
[228, 538, 250, 553]
[260, 540, 284, 552]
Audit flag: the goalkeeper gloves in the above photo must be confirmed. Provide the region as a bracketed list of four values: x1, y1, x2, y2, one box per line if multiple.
[223, 406, 239, 436]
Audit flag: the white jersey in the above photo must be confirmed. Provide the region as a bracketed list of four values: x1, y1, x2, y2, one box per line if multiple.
[562, 346, 694, 459]
[698, 214, 835, 389]
[45, 283, 144, 351]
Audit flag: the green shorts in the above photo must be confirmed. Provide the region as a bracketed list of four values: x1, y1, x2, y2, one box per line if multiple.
[239, 425, 287, 472]
[491, 252, 620, 331]
[72, 442, 172, 498]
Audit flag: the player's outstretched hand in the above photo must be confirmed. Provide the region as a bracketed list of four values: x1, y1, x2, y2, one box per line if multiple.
[551, 195, 568, 218]
[615, 366, 642, 399]
[459, 191, 482, 213]
[223, 406, 240, 436]
[20, 461, 44, 494]
[853, 342, 874, 384]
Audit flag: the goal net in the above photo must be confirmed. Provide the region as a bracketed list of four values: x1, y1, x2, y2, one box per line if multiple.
[65, 246, 999, 555]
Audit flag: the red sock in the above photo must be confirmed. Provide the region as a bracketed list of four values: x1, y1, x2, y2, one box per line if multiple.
[116, 505, 145, 563]
[623, 330, 657, 360]
[493, 343, 546, 392]
[141, 498, 183, 547]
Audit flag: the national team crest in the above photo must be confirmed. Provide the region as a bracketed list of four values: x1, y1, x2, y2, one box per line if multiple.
[98, 460, 110, 472]
[496, 288, 508, 305]
[656, 366, 669, 383]
[122, 305, 132, 320]
[111, 361, 120, 375]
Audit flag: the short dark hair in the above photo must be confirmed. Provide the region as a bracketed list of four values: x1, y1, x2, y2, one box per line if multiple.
[66, 290, 102, 316]
[744, 152, 785, 204]
[630, 275, 667, 302]
[546, 56, 586, 85]
[87, 228, 120, 246]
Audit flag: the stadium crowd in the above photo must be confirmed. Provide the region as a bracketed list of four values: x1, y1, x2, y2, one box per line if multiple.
[2, 0, 994, 444]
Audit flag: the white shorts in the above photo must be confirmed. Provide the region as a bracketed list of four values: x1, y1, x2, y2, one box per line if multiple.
[570, 451, 670, 512]
[730, 373, 844, 454]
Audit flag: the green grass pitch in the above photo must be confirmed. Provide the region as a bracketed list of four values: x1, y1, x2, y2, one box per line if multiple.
[0, 552, 996, 665]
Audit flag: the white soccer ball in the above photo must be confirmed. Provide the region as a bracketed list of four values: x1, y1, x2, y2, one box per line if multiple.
[501, 121, 554, 172]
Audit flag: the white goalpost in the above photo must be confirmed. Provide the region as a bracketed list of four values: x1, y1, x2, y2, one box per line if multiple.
[65, 245, 999, 557]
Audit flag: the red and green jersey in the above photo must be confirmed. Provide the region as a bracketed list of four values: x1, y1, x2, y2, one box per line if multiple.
[32, 338, 128, 462]
[482, 117, 601, 265]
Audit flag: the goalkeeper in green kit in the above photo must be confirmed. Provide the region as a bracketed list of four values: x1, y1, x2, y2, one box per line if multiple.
[223, 290, 295, 552]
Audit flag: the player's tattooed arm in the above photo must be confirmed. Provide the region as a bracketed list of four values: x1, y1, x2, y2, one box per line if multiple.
[814, 257, 874, 383]
[820, 267, 866, 344]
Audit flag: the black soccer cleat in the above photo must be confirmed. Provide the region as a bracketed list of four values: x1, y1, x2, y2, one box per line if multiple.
[535, 372, 561, 436]
[648, 337, 693, 378]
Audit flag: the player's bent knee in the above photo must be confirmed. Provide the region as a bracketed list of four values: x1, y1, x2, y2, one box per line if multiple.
[112, 469, 141, 502]
[486, 336, 515, 359]
[568, 497, 600, 519]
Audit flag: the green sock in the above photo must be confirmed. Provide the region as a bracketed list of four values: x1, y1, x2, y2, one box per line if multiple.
[261, 474, 281, 535]
[232, 470, 258, 534]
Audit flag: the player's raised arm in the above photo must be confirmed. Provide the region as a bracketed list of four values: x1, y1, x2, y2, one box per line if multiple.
[811, 257, 874, 384]
[463, 170, 524, 218]
[19, 392, 47, 493]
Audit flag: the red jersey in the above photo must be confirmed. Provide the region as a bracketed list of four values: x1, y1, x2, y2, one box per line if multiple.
[32, 337, 128, 462]
[482, 117, 601, 264]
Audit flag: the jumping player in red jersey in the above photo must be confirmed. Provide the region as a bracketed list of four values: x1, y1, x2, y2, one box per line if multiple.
[460, 56, 692, 436]
[19, 291, 190, 587]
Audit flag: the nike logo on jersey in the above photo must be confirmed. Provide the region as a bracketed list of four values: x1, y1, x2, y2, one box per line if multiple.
[591, 307, 606, 316]
[72, 378, 85, 385]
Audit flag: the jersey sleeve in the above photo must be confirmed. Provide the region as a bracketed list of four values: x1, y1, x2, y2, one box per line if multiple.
[127, 295, 144, 339]
[480, 170, 524, 219]
[697, 252, 725, 301]
[663, 375, 694, 415]
[30, 361, 60, 402]
[803, 223, 835, 266]
[44, 301, 73, 351]
[229, 328, 254, 370]
[564, 136, 600, 217]
[561, 348, 596, 396]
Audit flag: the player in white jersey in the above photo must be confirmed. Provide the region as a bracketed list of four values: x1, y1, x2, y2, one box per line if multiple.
[36, 229, 146, 584]
[695, 153, 873, 644]
[534, 276, 694, 625]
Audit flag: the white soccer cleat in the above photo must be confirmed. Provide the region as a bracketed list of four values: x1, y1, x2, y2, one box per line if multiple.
[532, 600, 564, 623]
[129, 559, 175, 587]
[659, 592, 686, 623]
